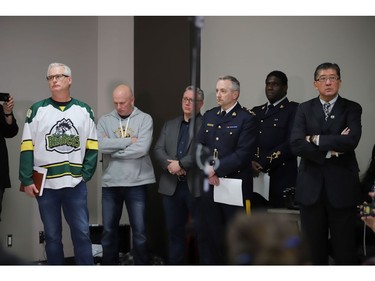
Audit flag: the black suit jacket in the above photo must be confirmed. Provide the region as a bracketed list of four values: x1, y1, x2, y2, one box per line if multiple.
[290, 95, 362, 208]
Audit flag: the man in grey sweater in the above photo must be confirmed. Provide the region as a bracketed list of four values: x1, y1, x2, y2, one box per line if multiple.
[97, 84, 156, 265]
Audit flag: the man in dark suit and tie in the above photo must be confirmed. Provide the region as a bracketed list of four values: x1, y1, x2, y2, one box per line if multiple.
[154, 86, 205, 264]
[251, 70, 299, 208]
[290, 62, 362, 265]
[197, 75, 259, 264]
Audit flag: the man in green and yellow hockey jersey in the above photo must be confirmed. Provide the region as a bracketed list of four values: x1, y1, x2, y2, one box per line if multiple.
[19, 62, 98, 265]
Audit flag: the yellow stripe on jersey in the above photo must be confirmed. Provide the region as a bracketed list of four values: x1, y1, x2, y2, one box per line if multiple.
[43, 161, 81, 169]
[86, 139, 98, 150]
[20, 140, 34, 152]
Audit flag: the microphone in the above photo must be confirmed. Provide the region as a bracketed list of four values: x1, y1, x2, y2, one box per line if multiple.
[196, 144, 220, 192]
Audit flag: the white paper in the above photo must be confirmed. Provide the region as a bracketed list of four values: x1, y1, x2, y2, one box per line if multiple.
[253, 172, 270, 201]
[214, 178, 243, 206]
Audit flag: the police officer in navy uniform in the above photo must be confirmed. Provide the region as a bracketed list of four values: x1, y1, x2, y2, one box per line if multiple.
[251, 71, 299, 208]
[197, 75, 259, 264]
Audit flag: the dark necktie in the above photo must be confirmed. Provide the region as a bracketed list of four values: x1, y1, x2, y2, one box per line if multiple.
[323, 103, 331, 121]
[266, 104, 274, 115]
[221, 110, 226, 117]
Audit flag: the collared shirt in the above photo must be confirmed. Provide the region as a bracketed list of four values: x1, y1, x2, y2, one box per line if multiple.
[177, 118, 190, 160]
[319, 95, 338, 115]
[221, 102, 238, 115]
[267, 96, 287, 108]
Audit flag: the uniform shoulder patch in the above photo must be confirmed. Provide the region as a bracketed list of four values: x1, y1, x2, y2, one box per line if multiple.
[206, 107, 219, 113]
[241, 106, 256, 116]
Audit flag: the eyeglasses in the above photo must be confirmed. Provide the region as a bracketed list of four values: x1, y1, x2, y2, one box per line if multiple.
[315, 76, 339, 83]
[182, 97, 202, 104]
[46, 74, 69, 81]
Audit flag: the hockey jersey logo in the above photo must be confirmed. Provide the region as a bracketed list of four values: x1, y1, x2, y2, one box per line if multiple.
[46, 118, 80, 153]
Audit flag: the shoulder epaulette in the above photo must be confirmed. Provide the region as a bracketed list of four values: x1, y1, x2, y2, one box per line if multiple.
[241, 106, 256, 116]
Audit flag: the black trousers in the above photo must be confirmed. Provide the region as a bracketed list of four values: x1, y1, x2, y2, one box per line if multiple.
[300, 190, 359, 265]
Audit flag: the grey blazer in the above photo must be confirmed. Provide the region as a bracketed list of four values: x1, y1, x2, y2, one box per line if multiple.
[154, 114, 203, 197]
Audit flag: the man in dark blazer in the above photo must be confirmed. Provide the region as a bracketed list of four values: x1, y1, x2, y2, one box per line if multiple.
[154, 86, 204, 264]
[251, 70, 298, 208]
[0, 94, 18, 222]
[197, 75, 259, 264]
[290, 62, 362, 265]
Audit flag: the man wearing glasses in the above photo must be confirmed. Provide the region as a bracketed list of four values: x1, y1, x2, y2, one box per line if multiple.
[19, 62, 98, 265]
[290, 62, 362, 265]
[154, 86, 205, 264]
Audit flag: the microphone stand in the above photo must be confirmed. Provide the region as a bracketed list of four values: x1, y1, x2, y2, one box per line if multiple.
[189, 16, 205, 196]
